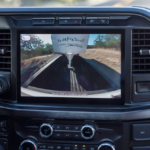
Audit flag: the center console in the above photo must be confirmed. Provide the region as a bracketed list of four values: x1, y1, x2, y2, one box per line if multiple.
[0, 6, 150, 150]
[14, 119, 124, 150]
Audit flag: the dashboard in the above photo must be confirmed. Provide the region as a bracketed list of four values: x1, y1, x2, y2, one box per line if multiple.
[0, 6, 149, 150]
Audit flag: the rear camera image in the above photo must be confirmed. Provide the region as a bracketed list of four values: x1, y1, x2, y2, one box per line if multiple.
[20, 34, 121, 98]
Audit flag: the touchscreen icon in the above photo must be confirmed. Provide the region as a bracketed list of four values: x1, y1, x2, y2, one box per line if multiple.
[21, 35, 30, 41]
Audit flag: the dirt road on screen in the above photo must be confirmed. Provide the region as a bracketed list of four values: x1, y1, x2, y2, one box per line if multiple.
[80, 48, 121, 73]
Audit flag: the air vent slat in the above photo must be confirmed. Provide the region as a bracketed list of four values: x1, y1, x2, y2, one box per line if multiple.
[133, 57, 150, 59]
[132, 29, 150, 73]
[133, 70, 150, 71]
[132, 51, 139, 53]
[0, 30, 11, 72]
[0, 68, 10, 70]
[133, 63, 150, 65]
[0, 39, 10, 40]
[0, 56, 10, 58]
[132, 69, 150, 71]
[133, 45, 150, 47]
[0, 45, 11, 46]
[133, 33, 150, 34]
[0, 62, 10, 64]
[0, 33, 10, 34]
[133, 39, 150, 40]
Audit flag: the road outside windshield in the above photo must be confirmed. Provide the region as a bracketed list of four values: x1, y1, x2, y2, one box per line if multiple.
[0, 0, 149, 7]
[20, 34, 121, 98]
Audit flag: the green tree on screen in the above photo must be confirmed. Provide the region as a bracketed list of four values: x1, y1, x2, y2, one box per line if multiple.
[93, 34, 121, 50]
[21, 34, 44, 51]
[21, 35, 54, 61]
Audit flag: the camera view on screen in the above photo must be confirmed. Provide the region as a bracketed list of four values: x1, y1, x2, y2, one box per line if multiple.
[20, 34, 121, 98]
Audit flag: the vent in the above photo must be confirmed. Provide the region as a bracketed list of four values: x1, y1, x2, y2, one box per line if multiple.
[132, 29, 150, 73]
[0, 30, 11, 72]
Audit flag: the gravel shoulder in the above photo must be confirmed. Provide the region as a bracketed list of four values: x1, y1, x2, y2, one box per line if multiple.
[80, 48, 121, 73]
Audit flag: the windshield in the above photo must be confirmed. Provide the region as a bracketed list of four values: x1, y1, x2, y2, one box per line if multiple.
[0, 0, 149, 7]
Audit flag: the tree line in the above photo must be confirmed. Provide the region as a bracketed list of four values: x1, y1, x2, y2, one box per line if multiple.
[87, 34, 121, 50]
[21, 35, 54, 61]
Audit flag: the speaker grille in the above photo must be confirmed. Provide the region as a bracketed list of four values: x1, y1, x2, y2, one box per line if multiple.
[0, 30, 11, 72]
[132, 29, 150, 74]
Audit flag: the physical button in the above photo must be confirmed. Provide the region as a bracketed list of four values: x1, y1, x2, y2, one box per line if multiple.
[132, 124, 150, 140]
[73, 145, 80, 150]
[53, 124, 63, 130]
[53, 132, 62, 138]
[47, 145, 55, 150]
[59, 19, 69, 25]
[63, 145, 72, 150]
[86, 20, 97, 25]
[63, 125, 72, 130]
[73, 133, 81, 138]
[63, 132, 73, 138]
[81, 145, 87, 150]
[38, 144, 47, 149]
[132, 146, 150, 150]
[136, 82, 150, 93]
[97, 19, 109, 24]
[73, 125, 82, 130]
[56, 145, 63, 150]
[87, 145, 97, 150]
[70, 19, 82, 25]
[32, 19, 55, 25]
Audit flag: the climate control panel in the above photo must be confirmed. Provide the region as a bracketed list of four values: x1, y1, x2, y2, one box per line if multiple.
[13, 119, 123, 150]
[39, 124, 95, 140]
[19, 139, 115, 150]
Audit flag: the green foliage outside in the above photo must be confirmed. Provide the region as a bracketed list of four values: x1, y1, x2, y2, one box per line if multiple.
[87, 34, 121, 50]
[21, 43, 54, 61]
[21, 35, 54, 61]
[0, 0, 86, 7]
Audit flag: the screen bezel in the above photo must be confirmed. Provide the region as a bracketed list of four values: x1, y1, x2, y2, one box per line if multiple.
[17, 29, 125, 105]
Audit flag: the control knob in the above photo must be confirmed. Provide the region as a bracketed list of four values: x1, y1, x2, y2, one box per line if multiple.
[19, 139, 37, 150]
[0, 76, 9, 95]
[39, 123, 53, 138]
[81, 124, 95, 140]
[97, 143, 115, 150]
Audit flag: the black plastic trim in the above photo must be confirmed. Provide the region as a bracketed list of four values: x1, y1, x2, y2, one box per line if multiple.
[0, 102, 150, 120]
[16, 28, 125, 105]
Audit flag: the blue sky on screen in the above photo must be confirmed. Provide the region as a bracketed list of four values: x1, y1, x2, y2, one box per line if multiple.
[88, 34, 98, 45]
[88, 34, 106, 45]
[37, 34, 52, 44]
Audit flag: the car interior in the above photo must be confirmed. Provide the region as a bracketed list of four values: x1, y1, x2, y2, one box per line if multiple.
[0, 6, 149, 150]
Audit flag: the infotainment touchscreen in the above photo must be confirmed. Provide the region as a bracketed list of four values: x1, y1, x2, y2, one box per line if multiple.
[20, 34, 121, 98]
